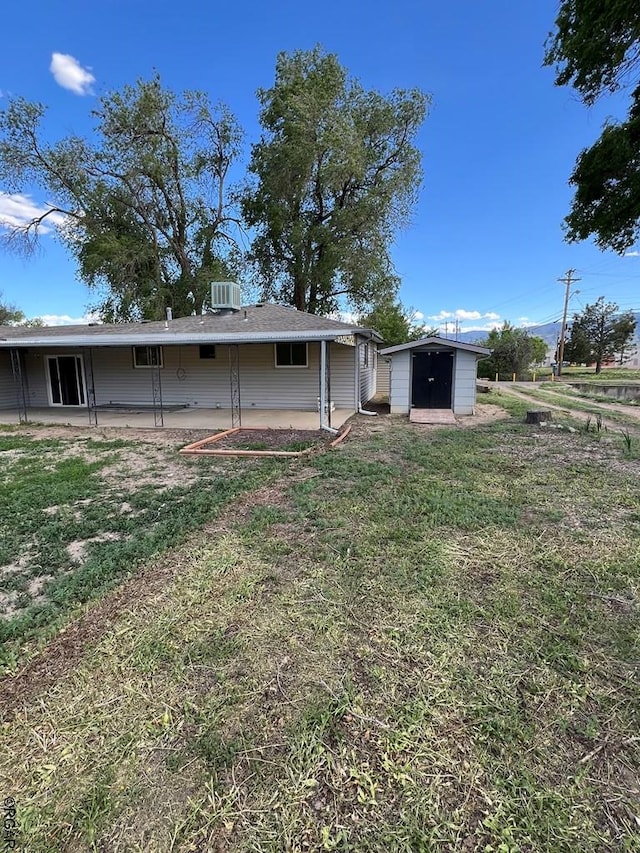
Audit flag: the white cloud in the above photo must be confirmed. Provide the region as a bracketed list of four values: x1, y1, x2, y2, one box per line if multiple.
[38, 313, 100, 326]
[0, 193, 67, 233]
[50, 52, 95, 95]
[624, 250, 640, 257]
[427, 310, 453, 321]
[427, 308, 502, 325]
[461, 320, 502, 333]
[413, 311, 424, 321]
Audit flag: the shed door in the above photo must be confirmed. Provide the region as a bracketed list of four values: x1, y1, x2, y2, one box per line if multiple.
[411, 351, 453, 408]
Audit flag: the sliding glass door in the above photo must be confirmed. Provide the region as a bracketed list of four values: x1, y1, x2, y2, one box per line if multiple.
[47, 355, 86, 406]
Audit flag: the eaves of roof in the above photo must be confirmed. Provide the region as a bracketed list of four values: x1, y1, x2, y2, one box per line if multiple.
[0, 329, 378, 348]
[380, 337, 491, 356]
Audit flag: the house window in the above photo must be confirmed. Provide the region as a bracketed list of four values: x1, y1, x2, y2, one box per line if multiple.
[275, 342, 308, 367]
[199, 345, 216, 359]
[362, 342, 369, 367]
[133, 346, 163, 368]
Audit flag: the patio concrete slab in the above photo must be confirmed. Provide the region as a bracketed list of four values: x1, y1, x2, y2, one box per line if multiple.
[409, 408, 456, 425]
[0, 407, 354, 431]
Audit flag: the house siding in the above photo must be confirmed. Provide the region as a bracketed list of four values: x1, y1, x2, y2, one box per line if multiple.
[376, 359, 390, 397]
[0, 351, 15, 409]
[20, 342, 357, 412]
[358, 340, 376, 405]
[23, 351, 54, 407]
[328, 343, 356, 408]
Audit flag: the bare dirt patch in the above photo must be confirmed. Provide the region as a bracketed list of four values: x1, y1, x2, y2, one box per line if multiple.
[345, 403, 508, 442]
[67, 532, 125, 564]
[99, 446, 204, 492]
[204, 428, 326, 452]
[459, 402, 509, 427]
[8, 423, 216, 447]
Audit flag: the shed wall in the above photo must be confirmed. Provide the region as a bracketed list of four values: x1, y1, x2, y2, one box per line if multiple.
[389, 350, 411, 413]
[388, 346, 480, 414]
[452, 349, 478, 415]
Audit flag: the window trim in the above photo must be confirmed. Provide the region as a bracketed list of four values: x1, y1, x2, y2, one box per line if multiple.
[362, 342, 369, 368]
[132, 345, 163, 369]
[274, 342, 309, 368]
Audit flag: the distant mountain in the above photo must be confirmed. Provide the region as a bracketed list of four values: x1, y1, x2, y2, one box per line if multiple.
[449, 312, 640, 349]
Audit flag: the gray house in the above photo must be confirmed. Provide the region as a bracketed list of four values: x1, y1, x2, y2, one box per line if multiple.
[0, 302, 381, 431]
[380, 337, 490, 416]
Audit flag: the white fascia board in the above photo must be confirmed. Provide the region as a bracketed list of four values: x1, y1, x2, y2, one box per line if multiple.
[0, 330, 362, 348]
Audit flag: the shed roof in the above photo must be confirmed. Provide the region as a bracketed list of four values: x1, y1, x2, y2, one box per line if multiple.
[380, 337, 491, 357]
[0, 303, 382, 348]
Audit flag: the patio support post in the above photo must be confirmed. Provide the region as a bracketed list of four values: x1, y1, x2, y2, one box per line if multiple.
[319, 339, 337, 433]
[354, 335, 363, 411]
[85, 347, 98, 426]
[319, 340, 326, 429]
[151, 361, 164, 427]
[9, 348, 28, 424]
[229, 344, 241, 428]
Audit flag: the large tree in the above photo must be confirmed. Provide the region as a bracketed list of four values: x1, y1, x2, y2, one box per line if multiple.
[478, 324, 548, 380]
[0, 77, 242, 320]
[564, 296, 636, 373]
[544, 2, 640, 251]
[242, 47, 429, 315]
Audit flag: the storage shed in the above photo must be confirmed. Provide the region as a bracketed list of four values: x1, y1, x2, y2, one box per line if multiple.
[379, 338, 491, 416]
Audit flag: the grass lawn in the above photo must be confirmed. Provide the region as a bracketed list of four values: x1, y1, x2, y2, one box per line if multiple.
[556, 368, 640, 382]
[1, 412, 639, 851]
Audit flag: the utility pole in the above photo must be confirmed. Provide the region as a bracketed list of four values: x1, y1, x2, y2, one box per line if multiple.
[556, 269, 581, 377]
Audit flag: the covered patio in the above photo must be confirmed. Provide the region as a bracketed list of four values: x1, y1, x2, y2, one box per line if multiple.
[0, 406, 354, 431]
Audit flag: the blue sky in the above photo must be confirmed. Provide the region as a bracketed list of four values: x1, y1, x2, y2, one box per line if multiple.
[0, 0, 638, 331]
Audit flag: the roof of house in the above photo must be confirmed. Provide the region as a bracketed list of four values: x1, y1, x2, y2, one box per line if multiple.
[379, 337, 491, 357]
[0, 303, 382, 348]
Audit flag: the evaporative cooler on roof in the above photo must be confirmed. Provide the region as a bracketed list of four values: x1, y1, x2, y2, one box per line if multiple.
[210, 282, 241, 312]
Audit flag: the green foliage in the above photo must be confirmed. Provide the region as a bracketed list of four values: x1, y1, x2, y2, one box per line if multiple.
[0, 293, 24, 325]
[0, 77, 243, 321]
[242, 46, 429, 315]
[564, 91, 640, 252]
[358, 297, 434, 346]
[477, 323, 547, 379]
[544, 3, 640, 251]
[564, 297, 637, 373]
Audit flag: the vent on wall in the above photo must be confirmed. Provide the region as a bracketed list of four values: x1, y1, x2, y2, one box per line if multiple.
[210, 282, 241, 313]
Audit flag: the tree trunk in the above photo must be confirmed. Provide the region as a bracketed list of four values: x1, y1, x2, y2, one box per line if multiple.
[294, 277, 307, 312]
[525, 410, 552, 424]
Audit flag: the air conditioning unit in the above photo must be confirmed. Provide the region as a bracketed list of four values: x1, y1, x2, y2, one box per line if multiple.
[211, 282, 241, 312]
